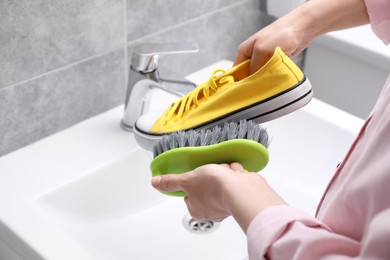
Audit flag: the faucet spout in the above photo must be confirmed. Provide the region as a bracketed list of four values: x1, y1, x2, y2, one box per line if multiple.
[121, 42, 199, 131]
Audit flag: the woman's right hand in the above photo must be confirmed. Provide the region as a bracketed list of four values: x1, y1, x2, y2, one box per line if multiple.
[234, 6, 310, 75]
[234, 0, 369, 75]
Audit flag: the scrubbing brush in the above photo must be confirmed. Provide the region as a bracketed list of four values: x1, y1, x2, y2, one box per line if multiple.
[150, 120, 270, 197]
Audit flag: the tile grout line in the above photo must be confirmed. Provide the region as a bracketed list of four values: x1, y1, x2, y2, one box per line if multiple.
[123, 0, 129, 82]
[1, 0, 251, 93]
[0, 45, 127, 93]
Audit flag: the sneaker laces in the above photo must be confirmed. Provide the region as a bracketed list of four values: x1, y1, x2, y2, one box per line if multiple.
[161, 69, 235, 124]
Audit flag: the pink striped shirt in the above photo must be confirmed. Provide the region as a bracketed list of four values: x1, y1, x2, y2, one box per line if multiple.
[247, 0, 390, 259]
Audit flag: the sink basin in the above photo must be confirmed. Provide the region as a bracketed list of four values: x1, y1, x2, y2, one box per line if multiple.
[34, 148, 248, 260]
[36, 149, 164, 222]
[0, 61, 364, 260]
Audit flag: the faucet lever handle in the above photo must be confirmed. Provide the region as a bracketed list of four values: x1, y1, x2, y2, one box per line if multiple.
[131, 42, 199, 73]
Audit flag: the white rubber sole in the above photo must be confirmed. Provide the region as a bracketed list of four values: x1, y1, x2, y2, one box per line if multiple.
[134, 77, 313, 151]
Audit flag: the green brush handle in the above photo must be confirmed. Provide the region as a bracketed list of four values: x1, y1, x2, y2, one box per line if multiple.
[150, 139, 269, 197]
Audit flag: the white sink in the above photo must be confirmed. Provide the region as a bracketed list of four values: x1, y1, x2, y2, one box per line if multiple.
[0, 61, 364, 260]
[36, 149, 164, 221]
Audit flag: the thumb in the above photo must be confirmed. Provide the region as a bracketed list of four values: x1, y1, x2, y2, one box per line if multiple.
[151, 174, 185, 193]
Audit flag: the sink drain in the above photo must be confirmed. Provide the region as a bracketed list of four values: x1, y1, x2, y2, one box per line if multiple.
[183, 214, 219, 234]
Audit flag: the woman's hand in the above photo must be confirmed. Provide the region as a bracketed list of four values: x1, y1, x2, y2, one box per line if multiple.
[234, 0, 369, 75]
[151, 163, 287, 232]
[234, 13, 309, 75]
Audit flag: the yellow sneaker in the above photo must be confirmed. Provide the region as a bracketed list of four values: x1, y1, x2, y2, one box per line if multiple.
[135, 47, 312, 149]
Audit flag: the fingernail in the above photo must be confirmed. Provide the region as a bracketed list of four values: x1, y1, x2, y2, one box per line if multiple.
[151, 176, 161, 186]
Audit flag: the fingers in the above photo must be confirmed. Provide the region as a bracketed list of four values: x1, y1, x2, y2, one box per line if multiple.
[230, 162, 245, 172]
[219, 162, 244, 172]
[249, 43, 274, 75]
[233, 39, 252, 66]
[233, 52, 250, 67]
[234, 37, 275, 75]
[152, 164, 244, 194]
[151, 174, 185, 193]
[219, 163, 231, 169]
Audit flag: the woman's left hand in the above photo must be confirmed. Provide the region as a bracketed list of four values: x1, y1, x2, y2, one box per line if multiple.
[151, 163, 287, 232]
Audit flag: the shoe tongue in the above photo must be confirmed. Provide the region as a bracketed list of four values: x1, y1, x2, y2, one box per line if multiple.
[218, 75, 235, 85]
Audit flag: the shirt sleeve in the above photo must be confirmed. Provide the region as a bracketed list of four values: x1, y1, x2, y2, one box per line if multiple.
[247, 205, 390, 259]
[364, 0, 390, 44]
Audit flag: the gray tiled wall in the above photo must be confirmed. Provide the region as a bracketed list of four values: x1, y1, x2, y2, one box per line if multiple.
[0, 0, 270, 156]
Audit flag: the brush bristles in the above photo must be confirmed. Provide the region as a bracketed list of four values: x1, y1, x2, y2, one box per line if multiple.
[153, 120, 269, 158]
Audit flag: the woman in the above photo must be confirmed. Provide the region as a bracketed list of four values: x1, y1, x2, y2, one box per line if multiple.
[152, 0, 390, 258]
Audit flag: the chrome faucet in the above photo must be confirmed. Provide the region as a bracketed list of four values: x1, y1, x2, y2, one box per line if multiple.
[121, 42, 199, 131]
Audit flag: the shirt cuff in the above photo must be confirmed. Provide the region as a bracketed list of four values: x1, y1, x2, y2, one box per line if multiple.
[246, 205, 329, 259]
[365, 0, 390, 44]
